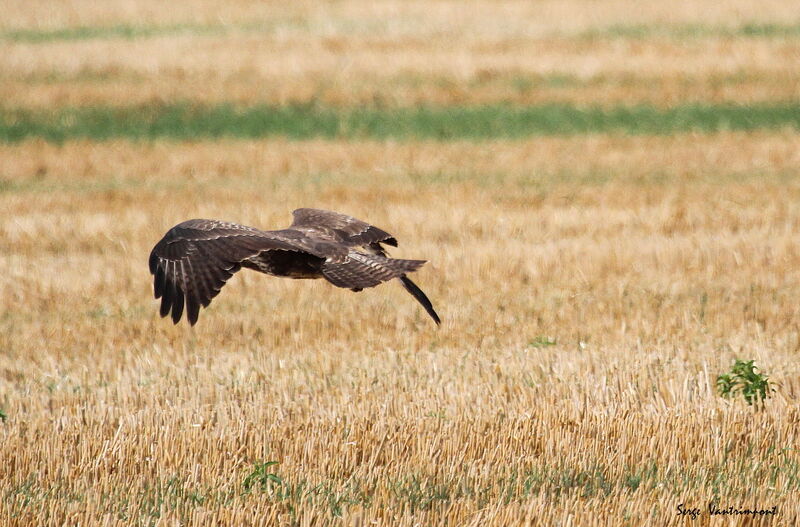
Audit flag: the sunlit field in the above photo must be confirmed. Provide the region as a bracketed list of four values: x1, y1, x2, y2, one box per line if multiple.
[2, 1, 800, 525]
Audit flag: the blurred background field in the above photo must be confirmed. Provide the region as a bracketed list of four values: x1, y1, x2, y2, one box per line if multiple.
[1, 1, 800, 525]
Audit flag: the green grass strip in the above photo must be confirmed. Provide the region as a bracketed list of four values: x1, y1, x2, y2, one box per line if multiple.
[0, 23, 249, 43]
[2, 103, 800, 143]
[580, 22, 800, 40]
[3, 22, 800, 44]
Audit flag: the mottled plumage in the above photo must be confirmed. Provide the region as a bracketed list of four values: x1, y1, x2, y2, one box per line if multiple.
[148, 208, 440, 326]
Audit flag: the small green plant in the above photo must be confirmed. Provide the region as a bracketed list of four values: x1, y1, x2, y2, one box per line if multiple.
[716, 359, 774, 405]
[242, 461, 284, 494]
[528, 336, 557, 348]
[0, 407, 6, 422]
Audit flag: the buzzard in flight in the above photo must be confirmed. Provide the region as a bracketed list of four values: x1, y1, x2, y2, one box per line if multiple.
[148, 208, 440, 326]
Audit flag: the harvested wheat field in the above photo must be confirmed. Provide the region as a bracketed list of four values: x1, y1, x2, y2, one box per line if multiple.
[2, 1, 800, 526]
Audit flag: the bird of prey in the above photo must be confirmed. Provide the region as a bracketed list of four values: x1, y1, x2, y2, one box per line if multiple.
[148, 208, 440, 326]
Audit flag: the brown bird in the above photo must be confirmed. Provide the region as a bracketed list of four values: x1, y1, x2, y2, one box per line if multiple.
[148, 208, 440, 326]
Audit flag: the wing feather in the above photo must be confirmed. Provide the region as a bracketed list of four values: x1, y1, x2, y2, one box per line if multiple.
[183, 255, 202, 326]
[153, 264, 166, 299]
[159, 267, 174, 318]
[171, 285, 185, 324]
[399, 276, 441, 325]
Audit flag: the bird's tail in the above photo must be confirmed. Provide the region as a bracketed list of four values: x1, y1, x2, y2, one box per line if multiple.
[399, 275, 441, 325]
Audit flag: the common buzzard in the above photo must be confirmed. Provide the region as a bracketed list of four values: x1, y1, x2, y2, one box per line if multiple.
[148, 208, 440, 326]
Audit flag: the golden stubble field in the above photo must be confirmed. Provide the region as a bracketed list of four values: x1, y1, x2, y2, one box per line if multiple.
[2, 0, 800, 525]
[2, 136, 800, 525]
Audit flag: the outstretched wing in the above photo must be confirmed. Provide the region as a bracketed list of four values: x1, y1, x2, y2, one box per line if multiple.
[291, 208, 398, 247]
[148, 219, 305, 325]
[321, 253, 425, 290]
